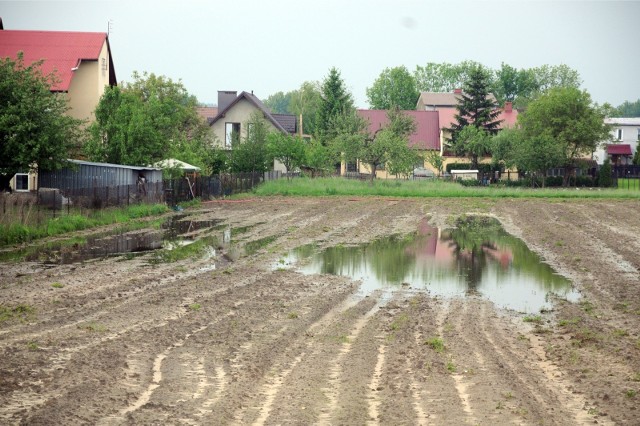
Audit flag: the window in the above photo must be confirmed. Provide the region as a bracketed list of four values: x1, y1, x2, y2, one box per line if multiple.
[15, 173, 29, 191]
[615, 128, 623, 141]
[225, 122, 240, 148]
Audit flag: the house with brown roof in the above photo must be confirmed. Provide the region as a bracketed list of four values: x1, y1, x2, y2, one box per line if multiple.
[209, 91, 298, 172]
[0, 19, 117, 191]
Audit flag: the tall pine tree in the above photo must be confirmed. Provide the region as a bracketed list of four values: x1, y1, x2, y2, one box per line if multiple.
[449, 65, 502, 169]
[315, 67, 354, 143]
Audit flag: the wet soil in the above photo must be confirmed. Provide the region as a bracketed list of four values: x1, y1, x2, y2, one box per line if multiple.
[1, 196, 639, 425]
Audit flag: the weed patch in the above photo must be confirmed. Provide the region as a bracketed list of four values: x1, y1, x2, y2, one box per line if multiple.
[424, 337, 445, 353]
[0, 304, 35, 324]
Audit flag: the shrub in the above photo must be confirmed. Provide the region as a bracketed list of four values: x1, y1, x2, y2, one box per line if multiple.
[598, 159, 613, 187]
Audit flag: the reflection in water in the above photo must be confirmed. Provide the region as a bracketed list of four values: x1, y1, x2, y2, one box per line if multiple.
[284, 217, 579, 313]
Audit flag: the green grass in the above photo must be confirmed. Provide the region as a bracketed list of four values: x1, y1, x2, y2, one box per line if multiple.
[424, 337, 445, 353]
[0, 203, 169, 247]
[0, 304, 35, 324]
[252, 177, 640, 199]
[617, 178, 640, 191]
[189, 303, 202, 311]
[523, 315, 544, 324]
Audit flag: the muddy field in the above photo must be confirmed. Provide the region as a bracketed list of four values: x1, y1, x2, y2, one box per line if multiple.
[1, 196, 639, 425]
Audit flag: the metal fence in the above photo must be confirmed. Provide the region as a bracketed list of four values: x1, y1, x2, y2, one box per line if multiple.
[1, 171, 292, 226]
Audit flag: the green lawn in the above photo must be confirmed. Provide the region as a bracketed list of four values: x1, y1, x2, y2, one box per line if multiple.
[617, 178, 640, 191]
[251, 177, 640, 199]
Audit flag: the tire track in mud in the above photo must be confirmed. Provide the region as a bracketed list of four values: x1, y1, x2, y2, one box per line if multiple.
[459, 298, 588, 424]
[234, 293, 381, 425]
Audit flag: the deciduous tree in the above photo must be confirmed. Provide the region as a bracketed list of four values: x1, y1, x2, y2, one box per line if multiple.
[267, 132, 306, 178]
[366, 66, 419, 110]
[518, 87, 611, 186]
[85, 72, 211, 168]
[0, 53, 83, 181]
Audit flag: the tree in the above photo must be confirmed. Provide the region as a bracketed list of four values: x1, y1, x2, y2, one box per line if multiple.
[633, 149, 640, 166]
[449, 65, 502, 168]
[614, 99, 640, 117]
[0, 53, 83, 182]
[267, 132, 306, 178]
[316, 67, 354, 142]
[366, 66, 419, 110]
[493, 63, 537, 108]
[304, 139, 334, 176]
[289, 81, 322, 136]
[414, 61, 489, 93]
[598, 158, 613, 187]
[453, 126, 492, 170]
[228, 112, 272, 173]
[518, 87, 611, 186]
[85, 71, 211, 168]
[337, 108, 418, 182]
[425, 150, 444, 177]
[263, 91, 292, 114]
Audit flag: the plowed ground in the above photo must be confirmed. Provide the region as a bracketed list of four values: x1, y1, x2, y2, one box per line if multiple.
[1, 197, 639, 425]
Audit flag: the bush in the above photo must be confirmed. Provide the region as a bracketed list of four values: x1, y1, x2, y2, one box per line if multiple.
[598, 159, 613, 187]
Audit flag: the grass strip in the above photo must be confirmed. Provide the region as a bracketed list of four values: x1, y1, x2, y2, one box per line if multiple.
[252, 177, 640, 199]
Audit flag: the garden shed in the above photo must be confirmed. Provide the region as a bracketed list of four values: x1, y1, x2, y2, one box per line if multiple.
[38, 159, 163, 207]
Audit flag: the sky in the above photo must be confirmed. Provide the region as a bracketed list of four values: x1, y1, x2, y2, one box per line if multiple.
[2, 0, 639, 108]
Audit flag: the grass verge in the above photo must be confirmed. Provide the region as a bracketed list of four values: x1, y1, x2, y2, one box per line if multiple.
[0, 203, 169, 247]
[252, 177, 640, 199]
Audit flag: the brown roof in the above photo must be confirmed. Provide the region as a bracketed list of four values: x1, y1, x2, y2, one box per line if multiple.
[417, 91, 498, 109]
[357, 109, 440, 150]
[209, 91, 296, 134]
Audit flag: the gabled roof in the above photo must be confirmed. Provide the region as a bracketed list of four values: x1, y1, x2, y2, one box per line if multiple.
[272, 114, 298, 134]
[607, 144, 632, 155]
[417, 91, 498, 109]
[0, 29, 116, 91]
[436, 107, 518, 130]
[357, 109, 440, 150]
[209, 91, 296, 134]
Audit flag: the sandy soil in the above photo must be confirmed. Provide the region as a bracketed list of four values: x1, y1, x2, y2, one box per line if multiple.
[1, 196, 639, 425]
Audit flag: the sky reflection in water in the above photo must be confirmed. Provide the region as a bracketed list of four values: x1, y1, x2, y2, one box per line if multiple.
[284, 217, 579, 313]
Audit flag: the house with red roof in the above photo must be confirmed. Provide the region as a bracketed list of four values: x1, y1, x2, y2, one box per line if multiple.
[415, 90, 519, 176]
[0, 19, 117, 191]
[593, 118, 640, 166]
[352, 109, 440, 178]
[0, 20, 116, 124]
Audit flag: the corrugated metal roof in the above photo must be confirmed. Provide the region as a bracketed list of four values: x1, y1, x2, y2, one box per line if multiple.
[67, 159, 161, 171]
[607, 144, 632, 155]
[0, 29, 113, 91]
[357, 110, 440, 150]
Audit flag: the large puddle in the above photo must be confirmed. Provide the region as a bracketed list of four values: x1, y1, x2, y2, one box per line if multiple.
[279, 217, 579, 313]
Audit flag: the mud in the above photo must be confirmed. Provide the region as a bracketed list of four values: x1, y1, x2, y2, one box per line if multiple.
[1, 196, 639, 425]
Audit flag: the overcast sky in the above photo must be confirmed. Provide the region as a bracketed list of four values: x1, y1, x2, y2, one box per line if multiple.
[3, 0, 639, 108]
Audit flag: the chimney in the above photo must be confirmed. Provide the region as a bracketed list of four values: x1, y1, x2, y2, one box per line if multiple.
[504, 101, 513, 113]
[453, 88, 462, 94]
[217, 91, 237, 112]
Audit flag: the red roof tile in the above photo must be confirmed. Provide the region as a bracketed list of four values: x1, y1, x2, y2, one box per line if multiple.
[0, 29, 111, 91]
[607, 144, 632, 155]
[357, 110, 440, 150]
[436, 107, 518, 130]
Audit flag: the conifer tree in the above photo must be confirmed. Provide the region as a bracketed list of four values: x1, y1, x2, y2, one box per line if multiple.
[315, 67, 354, 143]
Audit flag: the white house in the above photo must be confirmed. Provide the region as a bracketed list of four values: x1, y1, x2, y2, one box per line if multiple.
[594, 118, 640, 165]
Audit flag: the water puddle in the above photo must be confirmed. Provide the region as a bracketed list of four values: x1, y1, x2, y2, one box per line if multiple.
[279, 217, 579, 313]
[8, 215, 226, 265]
